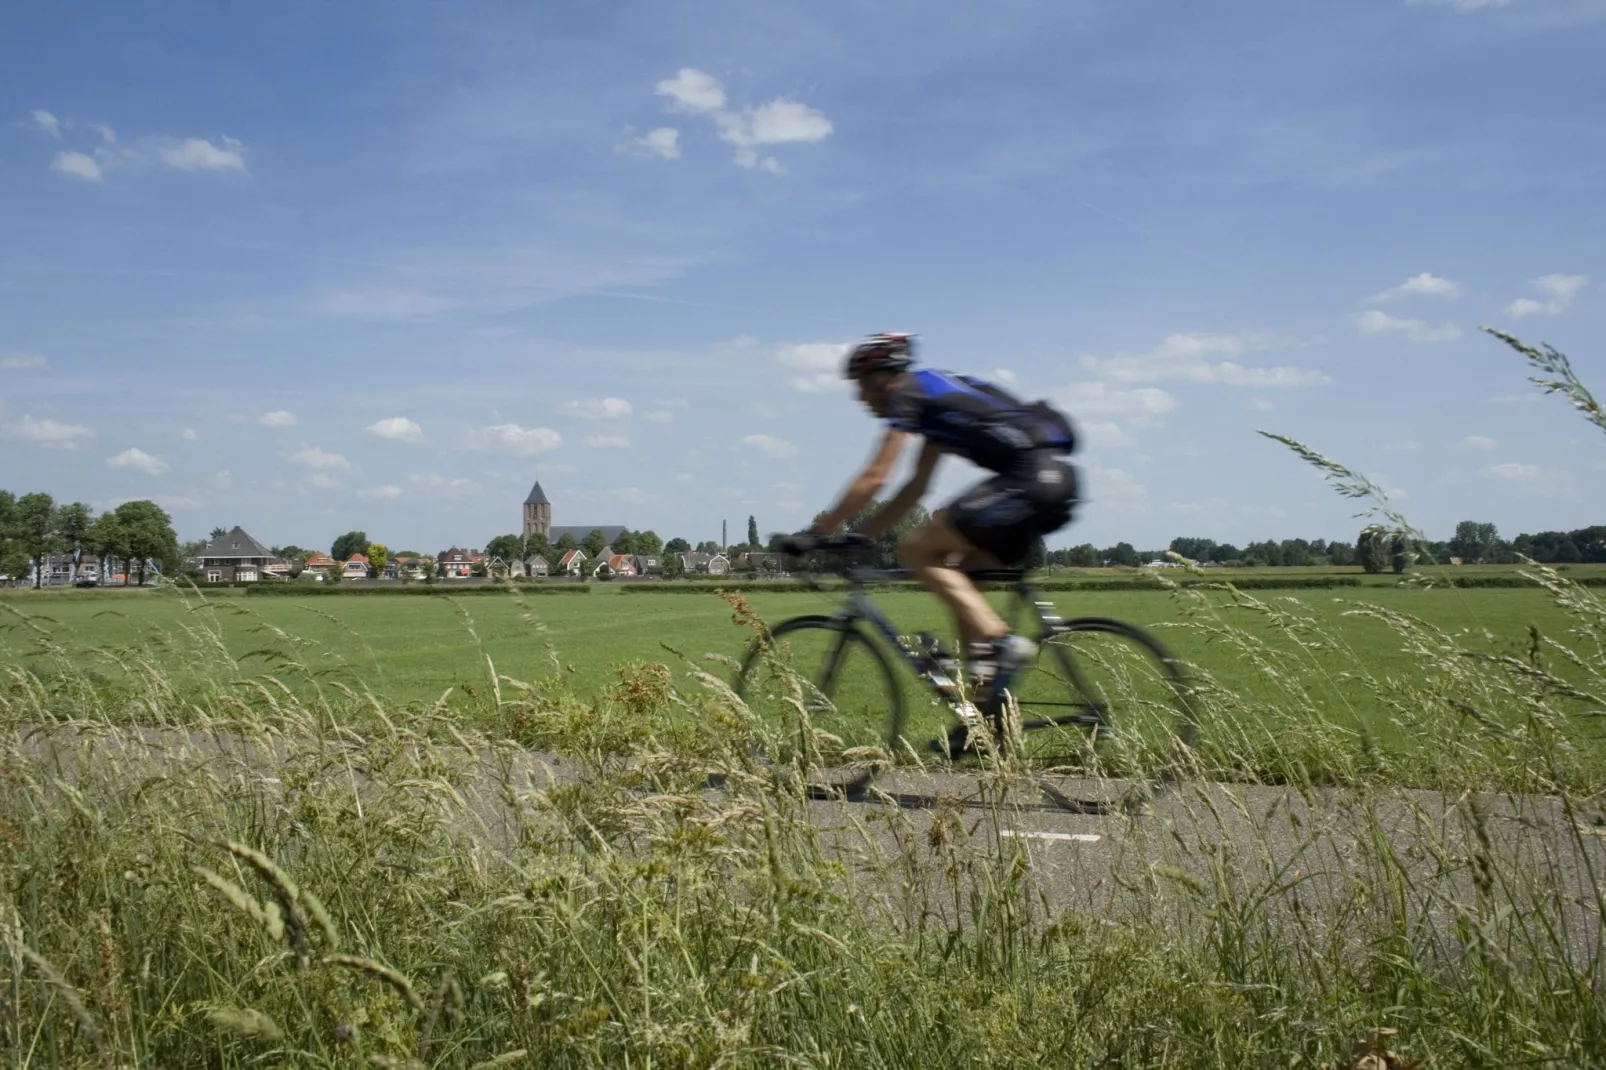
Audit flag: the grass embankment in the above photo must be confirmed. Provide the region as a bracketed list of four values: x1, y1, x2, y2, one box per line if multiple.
[3, 568, 1605, 1065]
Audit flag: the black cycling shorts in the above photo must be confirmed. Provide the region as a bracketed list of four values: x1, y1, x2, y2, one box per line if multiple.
[946, 456, 1078, 566]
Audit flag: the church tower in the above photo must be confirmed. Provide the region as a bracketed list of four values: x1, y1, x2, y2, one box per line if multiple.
[522, 481, 551, 539]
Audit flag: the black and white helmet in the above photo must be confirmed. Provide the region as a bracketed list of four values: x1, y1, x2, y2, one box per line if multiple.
[842, 332, 916, 380]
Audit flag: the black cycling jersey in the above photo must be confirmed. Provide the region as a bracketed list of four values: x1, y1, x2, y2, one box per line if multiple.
[883, 369, 1073, 474]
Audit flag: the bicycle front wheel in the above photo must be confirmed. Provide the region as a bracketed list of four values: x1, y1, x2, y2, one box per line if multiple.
[1006, 617, 1198, 790]
[732, 615, 905, 799]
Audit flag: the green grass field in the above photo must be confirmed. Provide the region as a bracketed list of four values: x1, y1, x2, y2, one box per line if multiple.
[4, 577, 1601, 783]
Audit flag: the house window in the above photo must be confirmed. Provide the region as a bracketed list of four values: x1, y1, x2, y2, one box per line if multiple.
[206, 570, 222, 583]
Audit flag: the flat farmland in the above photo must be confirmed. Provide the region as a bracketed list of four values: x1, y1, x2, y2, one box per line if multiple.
[3, 581, 1598, 755]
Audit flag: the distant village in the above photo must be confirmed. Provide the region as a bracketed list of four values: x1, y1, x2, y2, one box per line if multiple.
[183, 480, 780, 586]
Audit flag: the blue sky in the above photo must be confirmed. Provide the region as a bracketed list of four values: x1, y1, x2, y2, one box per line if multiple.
[3, 0, 1604, 554]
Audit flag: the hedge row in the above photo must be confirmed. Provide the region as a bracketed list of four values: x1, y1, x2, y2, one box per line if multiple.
[619, 575, 1372, 595]
[235, 583, 593, 597]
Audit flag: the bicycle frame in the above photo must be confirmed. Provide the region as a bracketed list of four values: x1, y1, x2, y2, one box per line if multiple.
[822, 567, 1068, 687]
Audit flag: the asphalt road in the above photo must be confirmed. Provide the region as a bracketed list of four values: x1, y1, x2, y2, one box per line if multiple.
[14, 724, 1606, 964]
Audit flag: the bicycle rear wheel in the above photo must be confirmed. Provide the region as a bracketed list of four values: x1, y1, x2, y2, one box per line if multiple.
[732, 615, 905, 799]
[1004, 617, 1198, 795]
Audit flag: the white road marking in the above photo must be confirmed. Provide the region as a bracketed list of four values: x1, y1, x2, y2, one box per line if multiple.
[1001, 829, 1101, 844]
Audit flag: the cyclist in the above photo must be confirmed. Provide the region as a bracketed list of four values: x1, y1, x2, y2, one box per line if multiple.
[780, 332, 1079, 706]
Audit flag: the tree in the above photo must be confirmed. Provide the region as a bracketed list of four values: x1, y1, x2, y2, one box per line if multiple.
[695, 539, 720, 555]
[1356, 527, 1388, 574]
[1168, 537, 1217, 563]
[747, 515, 759, 548]
[86, 512, 127, 584]
[485, 533, 524, 563]
[1326, 540, 1356, 567]
[1026, 536, 1048, 570]
[209, 526, 227, 540]
[55, 502, 93, 572]
[16, 492, 58, 587]
[554, 532, 578, 554]
[1065, 543, 1100, 567]
[0, 491, 28, 581]
[1554, 540, 1583, 563]
[582, 528, 608, 558]
[663, 536, 689, 554]
[595, 561, 613, 581]
[1449, 521, 1499, 565]
[366, 543, 389, 578]
[113, 500, 179, 584]
[1209, 543, 1240, 565]
[662, 552, 684, 579]
[612, 530, 637, 556]
[1102, 542, 1141, 567]
[635, 530, 663, 555]
[331, 530, 368, 562]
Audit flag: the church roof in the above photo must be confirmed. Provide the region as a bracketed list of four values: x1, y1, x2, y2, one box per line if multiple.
[524, 481, 550, 506]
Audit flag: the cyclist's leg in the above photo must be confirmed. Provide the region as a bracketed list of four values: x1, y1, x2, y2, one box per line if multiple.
[898, 507, 1008, 650]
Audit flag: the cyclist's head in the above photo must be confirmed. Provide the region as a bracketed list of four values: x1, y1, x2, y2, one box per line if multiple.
[843, 333, 914, 415]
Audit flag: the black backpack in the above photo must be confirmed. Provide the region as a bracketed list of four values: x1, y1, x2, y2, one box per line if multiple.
[1024, 399, 1078, 455]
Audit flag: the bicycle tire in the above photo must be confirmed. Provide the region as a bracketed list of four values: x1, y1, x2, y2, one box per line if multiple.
[732, 615, 905, 800]
[1006, 616, 1198, 800]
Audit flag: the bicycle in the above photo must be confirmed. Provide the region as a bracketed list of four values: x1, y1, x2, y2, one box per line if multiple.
[731, 535, 1199, 809]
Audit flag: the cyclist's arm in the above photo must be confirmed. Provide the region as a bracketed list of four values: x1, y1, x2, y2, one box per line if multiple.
[859, 439, 942, 539]
[810, 427, 909, 534]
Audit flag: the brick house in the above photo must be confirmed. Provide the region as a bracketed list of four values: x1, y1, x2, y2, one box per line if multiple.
[438, 547, 472, 578]
[198, 526, 281, 583]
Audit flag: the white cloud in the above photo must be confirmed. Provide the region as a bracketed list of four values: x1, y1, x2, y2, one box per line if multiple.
[209, 470, 232, 490]
[1484, 462, 1540, 481]
[287, 445, 351, 471]
[31, 110, 61, 138]
[656, 397, 690, 409]
[182, 428, 198, 441]
[584, 434, 631, 448]
[91, 123, 116, 143]
[358, 484, 403, 500]
[718, 98, 834, 149]
[106, 447, 169, 475]
[644, 410, 674, 423]
[656, 69, 727, 113]
[775, 341, 849, 392]
[1051, 381, 1179, 421]
[1356, 309, 1461, 342]
[365, 416, 424, 442]
[1081, 421, 1134, 448]
[1080, 332, 1330, 386]
[1084, 463, 1147, 501]
[307, 472, 342, 490]
[1248, 398, 1275, 412]
[51, 151, 103, 182]
[1368, 272, 1461, 302]
[991, 368, 1019, 387]
[743, 434, 798, 459]
[1462, 435, 1497, 450]
[0, 354, 50, 371]
[468, 423, 563, 456]
[409, 473, 482, 498]
[564, 397, 633, 420]
[159, 136, 246, 172]
[1505, 274, 1587, 317]
[622, 127, 680, 159]
[258, 410, 297, 429]
[2, 415, 93, 449]
[1407, 0, 1511, 10]
[654, 68, 831, 172]
[613, 486, 651, 505]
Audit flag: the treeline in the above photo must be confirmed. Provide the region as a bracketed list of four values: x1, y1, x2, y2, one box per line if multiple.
[1044, 521, 1606, 571]
[0, 490, 181, 587]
